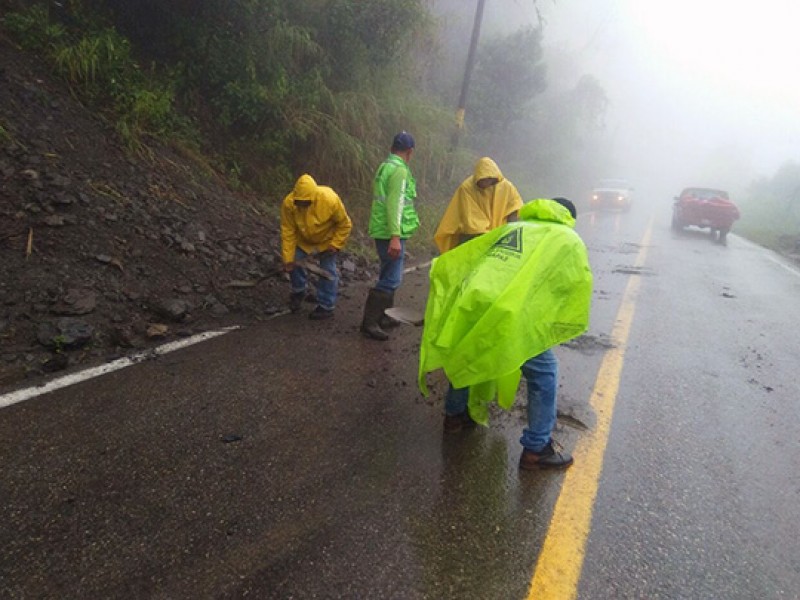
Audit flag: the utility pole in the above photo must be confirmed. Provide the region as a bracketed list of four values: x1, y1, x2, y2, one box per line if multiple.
[452, 0, 487, 151]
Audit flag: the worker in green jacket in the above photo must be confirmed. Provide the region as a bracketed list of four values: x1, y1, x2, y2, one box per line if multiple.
[419, 198, 593, 470]
[361, 131, 420, 341]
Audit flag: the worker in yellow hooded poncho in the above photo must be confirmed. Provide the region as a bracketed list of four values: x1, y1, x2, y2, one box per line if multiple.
[280, 174, 352, 320]
[433, 157, 523, 254]
[419, 198, 593, 470]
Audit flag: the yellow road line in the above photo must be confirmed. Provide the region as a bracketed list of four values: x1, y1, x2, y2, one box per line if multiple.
[526, 220, 654, 600]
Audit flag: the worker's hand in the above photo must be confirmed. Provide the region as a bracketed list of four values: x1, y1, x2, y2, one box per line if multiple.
[284, 262, 295, 273]
[388, 236, 402, 260]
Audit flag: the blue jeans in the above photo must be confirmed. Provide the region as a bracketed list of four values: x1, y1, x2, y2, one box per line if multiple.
[373, 238, 406, 293]
[444, 349, 558, 452]
[290, 248, 339, 310]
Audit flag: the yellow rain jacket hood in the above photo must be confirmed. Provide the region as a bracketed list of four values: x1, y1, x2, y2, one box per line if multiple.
[433, 157, 523, 253]
[280, 174, 352, 263]
[419, 199, 593, 424]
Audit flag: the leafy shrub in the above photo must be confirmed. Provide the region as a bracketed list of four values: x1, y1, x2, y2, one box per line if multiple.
[115, 87, 180, 150]
[52, 28, 132, 96]
[738, 161, 800, 250]
[4, 5, 66, 50]
[5, 4, 183, 150]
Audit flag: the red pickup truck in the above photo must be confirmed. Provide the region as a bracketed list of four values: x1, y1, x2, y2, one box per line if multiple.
[671, 187, 740, 245]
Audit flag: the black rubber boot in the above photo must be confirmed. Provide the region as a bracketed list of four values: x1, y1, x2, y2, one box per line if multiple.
[289, 291, 305, 313]
[360, 288, 391, 341]
[379, 290, 401, 330]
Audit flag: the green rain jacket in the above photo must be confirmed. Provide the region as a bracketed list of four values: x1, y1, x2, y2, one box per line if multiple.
[368, 153, 419, 239]
[418, 199, 593, 424]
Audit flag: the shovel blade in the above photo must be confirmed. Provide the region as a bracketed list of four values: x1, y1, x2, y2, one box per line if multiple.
[385, 306, 424, 326]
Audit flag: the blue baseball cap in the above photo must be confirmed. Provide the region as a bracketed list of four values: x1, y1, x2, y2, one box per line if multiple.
[392, 131, 415, 151]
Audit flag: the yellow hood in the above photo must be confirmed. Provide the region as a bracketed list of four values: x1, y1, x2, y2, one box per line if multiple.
[280, 174, 353, 263]
[433, 157, 523, 253]
[293, 173, 318, 201]
[473, 157, 504, 184]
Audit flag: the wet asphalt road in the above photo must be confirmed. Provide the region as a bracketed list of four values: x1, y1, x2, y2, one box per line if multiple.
[579, 211, 800, 599]
[2, 205, 800, 599]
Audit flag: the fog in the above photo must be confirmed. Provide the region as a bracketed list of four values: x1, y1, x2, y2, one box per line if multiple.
[437, 0, 800, 206]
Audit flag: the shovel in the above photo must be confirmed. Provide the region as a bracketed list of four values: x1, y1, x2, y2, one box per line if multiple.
[384, 306, 424, 326]
[223, 258, 334, 289]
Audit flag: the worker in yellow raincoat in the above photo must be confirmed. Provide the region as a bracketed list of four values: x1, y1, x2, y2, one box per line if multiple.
[433, 157, 523, 254]
[281, 174, 352, 320]
[419, 198, 592, 470]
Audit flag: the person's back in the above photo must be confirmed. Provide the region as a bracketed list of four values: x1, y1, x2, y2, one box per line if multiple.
[420, 197, 593, 470]
[281, 174, 351, 250]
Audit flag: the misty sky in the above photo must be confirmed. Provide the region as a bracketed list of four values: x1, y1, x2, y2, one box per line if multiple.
[474, 0, 800, 199]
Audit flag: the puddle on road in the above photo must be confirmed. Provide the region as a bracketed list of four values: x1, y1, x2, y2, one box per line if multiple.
[562, 333, 616, 355]
[612, 264, 657, 276]
[556, 410, 590, 431]
[617, 242, 647, 254]
[587, 242, 651, 255]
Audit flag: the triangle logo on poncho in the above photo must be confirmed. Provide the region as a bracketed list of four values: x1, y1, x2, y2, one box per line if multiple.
[492, 227, 523, 254]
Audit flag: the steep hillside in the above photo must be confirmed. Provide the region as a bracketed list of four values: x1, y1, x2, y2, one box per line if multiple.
[0, 38, 370, 386]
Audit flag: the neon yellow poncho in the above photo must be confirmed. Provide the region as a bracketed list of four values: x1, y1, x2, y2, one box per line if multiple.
[418, 199, 593, 424]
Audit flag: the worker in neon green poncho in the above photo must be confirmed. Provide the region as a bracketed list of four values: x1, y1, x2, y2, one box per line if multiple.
[418, 198, 592, 470]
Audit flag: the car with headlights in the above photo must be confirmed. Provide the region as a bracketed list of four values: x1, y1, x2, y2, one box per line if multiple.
[671, 187, 740, 245]
[590, 179, 633, 211]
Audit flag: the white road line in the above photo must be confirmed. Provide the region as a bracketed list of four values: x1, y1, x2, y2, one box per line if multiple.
[765, 253, 800, 278]
[0, 326, 240, 410]
[725, 235, 800, 278]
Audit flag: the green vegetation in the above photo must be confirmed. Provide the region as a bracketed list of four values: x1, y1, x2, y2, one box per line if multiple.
[467, 28, 547, 153]
[4, 4, 183, 151]
[737, 161, 800, 253]
[48, 334, 67, 354]
[4, 5, 66, 50]
[1, 0, 614, 254]
[0, 121, 10, 144]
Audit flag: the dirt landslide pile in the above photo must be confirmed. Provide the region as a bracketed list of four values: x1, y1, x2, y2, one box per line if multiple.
[0, 39, 373, 387]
